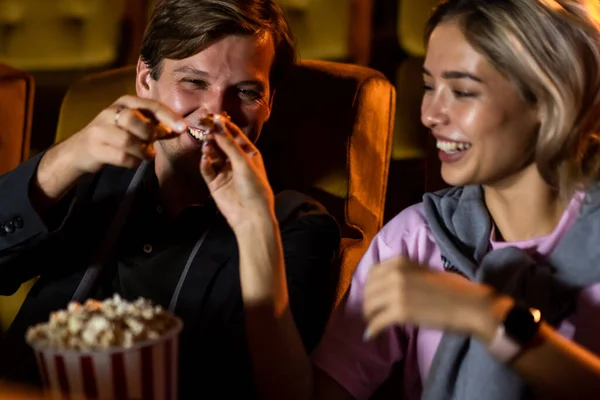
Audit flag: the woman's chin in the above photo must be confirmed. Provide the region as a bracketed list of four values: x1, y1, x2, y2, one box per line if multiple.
[440, 167, 476, 188]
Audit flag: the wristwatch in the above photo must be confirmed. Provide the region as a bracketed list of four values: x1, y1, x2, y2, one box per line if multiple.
[487, 304, 542, 363]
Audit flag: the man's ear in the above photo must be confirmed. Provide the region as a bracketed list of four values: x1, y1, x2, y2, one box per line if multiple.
[136, 58, 155, 98]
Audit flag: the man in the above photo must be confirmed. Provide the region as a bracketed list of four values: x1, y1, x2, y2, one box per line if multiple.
[0, 0, 340, 398]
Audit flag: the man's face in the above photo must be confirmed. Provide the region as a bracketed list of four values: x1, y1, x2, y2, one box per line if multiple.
[136, 33, 275, 180]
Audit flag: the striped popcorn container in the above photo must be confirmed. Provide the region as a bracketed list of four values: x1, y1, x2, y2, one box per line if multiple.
[30, 318, 183, 400]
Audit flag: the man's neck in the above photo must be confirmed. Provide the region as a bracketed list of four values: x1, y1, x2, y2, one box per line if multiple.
[154, 160, 211, 218]
[483, 164, 567, 243]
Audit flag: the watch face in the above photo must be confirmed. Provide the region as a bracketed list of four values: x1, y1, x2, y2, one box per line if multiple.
[505, 305, 541, 344]
[529, 308, 541, 323]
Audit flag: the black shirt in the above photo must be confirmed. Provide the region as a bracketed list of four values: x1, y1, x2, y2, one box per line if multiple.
[0, 156, 342, 399]
[99, 170, 218, 310]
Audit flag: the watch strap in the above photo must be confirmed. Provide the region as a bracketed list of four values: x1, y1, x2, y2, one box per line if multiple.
[487, 324, 523, 363]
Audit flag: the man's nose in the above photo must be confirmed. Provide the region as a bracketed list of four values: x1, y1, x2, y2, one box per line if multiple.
[202, 90, 227, 116]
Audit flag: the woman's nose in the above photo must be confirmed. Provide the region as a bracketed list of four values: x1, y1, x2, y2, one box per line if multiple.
[421, 93, 449, 129]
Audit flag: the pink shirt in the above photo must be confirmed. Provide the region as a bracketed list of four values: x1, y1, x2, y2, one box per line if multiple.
[312, 193, 600, 400]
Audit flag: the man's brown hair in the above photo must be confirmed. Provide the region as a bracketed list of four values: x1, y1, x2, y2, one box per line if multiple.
[141, 0, 296, 90]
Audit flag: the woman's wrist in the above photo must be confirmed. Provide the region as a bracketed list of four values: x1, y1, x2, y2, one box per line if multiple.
[473, 293, 515, 345]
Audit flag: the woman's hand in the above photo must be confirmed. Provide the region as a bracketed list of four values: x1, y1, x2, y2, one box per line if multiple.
[363, 256, 510, 342]
[199, 115, 275, 232]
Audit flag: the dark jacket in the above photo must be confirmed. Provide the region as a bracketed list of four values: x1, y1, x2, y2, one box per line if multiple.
[0, 154, 341, 398]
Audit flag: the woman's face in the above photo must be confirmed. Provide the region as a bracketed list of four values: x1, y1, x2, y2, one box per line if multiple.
[422, 20, 540, 187]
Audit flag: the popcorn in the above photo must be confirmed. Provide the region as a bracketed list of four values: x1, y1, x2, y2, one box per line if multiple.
[26, 294, 178, 351]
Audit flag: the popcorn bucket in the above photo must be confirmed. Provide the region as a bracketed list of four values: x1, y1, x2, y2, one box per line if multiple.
[30, 318, 183, 400]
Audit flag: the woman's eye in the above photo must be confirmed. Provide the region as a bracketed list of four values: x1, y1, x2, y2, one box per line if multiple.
[453, 90, 476, 98]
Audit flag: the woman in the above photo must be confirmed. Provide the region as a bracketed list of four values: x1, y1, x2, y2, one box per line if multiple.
[203, 0, 600, 399]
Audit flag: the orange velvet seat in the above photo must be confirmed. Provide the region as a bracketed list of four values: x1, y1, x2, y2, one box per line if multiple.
[0, 63, 34, 175]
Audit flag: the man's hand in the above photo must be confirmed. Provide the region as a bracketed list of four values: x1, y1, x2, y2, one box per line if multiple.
[199, 115, 275, 233]
[34, 95, 187, 206]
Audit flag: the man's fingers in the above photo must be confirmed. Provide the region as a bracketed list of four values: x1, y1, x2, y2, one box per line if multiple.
[96, 143, 145, 169]
[200, 154, 218, 183]
[97, 126, 155, 160]
[136, 108, 182, 140]
[211, 130, 250, 170]
[202, 138, 226, 162]
[215, 116, 258, 155]
[104, 108, 159, 143]
[114, 95, 188, 134]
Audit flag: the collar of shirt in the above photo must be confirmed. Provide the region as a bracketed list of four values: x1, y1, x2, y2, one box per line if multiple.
[137, 161, 217, 220]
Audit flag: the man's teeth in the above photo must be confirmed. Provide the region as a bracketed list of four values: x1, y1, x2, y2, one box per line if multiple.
[436, 140, 472, 153]
[189, 127, 208, 141]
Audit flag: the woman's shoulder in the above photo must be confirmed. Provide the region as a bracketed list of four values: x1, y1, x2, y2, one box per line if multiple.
[377, 185, 467, 246]
[377, 202, 434, 249]
[372, 187, 471, 262]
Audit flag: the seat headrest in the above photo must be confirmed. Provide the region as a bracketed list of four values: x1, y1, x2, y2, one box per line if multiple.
[55, 60, 395, 239]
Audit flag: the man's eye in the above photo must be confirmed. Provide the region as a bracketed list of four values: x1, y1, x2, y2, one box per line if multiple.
[238, 89, 261, 101]
[182, 79, 208, 89]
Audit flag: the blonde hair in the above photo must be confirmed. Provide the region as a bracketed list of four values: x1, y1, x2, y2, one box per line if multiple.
[426, 0, 600, 198]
